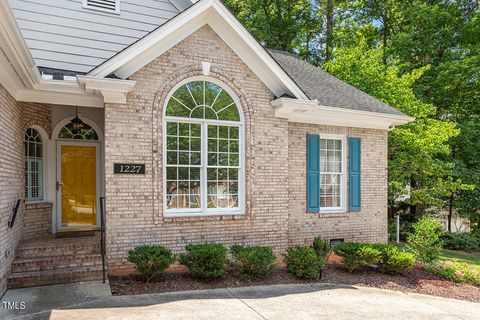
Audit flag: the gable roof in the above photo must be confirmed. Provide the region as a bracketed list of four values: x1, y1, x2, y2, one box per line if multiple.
[2, 0, 411, 123]
[9, 0, 193, 73]
[269, 50, 404, 116]
[86, 0, 309, 100]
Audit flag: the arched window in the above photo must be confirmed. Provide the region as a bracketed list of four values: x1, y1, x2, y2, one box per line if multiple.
[58, 122, 98, 140]
[25, 128, 44, 202]
[164, 80, 243, 215]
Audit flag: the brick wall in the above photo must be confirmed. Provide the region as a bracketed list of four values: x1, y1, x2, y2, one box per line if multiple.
[0, 86, 52, 296]
[104, 25, 389, 273]
[21, 102, 52, 138]
[105, 25, 290, 272]
[21, 102, 52, 242]
[288, 123, 388, 245]
[22, 202, 53, 241]
[0, 84, 24, 296]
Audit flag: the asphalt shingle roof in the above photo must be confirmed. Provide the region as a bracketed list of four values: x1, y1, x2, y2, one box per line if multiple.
[268, 49, 405, 116]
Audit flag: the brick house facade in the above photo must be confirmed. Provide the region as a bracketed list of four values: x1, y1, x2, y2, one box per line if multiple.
[0, 0, 410, 292]
[103, 26, 389, 272]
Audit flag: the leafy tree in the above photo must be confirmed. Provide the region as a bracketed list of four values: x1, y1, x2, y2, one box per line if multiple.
[223, 0, 480, 227]
[325, 40, 461, 214]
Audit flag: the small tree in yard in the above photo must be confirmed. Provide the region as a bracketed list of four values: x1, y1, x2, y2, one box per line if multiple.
[406, 217, 444, 266]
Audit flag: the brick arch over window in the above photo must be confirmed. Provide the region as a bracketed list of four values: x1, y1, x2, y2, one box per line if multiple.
[155, 65, 253, 124]
[152, 66, 255, 221]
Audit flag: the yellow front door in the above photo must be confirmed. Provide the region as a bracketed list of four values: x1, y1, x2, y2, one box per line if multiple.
[60, 145, 97, 227]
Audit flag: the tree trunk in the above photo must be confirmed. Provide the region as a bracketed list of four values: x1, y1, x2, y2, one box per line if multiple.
[447, 194, 454, 232]
[325, 0, 334, 62]
[409, 176, 417, 216]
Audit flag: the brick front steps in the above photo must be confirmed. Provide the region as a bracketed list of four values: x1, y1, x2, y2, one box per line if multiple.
[8, 237, 104, 288]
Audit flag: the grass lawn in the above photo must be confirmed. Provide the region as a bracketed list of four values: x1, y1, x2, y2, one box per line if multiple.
[390, 242, 480, 285]
[426, 249, 480, 286]
[439, 249, 480, 270]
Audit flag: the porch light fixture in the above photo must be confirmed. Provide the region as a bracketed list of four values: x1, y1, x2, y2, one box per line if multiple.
[70, 107, 85, 133]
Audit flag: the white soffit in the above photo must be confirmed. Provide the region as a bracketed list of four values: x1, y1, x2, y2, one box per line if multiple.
[271, 98, 415, 130]
[87, 0, 308, 100]
[0, 2, 135, 107]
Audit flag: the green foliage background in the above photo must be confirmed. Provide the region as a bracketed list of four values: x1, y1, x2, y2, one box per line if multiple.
[223, 0, 479, 229]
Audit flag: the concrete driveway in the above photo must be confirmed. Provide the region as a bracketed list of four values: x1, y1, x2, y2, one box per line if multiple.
[2, 282, 480, 320]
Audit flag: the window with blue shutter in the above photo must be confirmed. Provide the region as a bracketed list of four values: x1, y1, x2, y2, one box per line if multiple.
[349, 137, 361, 212]
[306, 134, 320, 212]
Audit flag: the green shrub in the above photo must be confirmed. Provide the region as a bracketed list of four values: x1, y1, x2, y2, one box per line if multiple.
[426, 260, 480, 286]
[441, 232, 480, 252]
[333, 242, 381, 272]
[406, 217, 444, 266]
[373, 244, 415, 273]
[312, 237, 332, 260]
[178, 243, 228, 278]
[230, 245, 276, 278]
[127, 245, 175, 282]
[284, 246, 323, 279]
[333, 242, 364, 272]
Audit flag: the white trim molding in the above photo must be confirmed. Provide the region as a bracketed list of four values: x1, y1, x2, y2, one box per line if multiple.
[162, 76, 246, 217]
[87, 0, 309, 100]
[271, 98, 414, 130]
[0, 1, 133, 107]
[77, 76, 136, 104]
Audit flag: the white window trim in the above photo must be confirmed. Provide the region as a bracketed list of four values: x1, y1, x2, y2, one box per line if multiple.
[24, 126, 48, 204]
[318, 133, 347, 213]
[162, 76, 245, 217]
[82, 0, 121, 15]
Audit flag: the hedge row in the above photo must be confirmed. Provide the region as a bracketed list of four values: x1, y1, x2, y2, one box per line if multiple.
[127, 238, 416, 283]
[127, 237, 331, 282]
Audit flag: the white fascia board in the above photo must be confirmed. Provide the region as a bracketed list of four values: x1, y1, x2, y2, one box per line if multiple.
[0, 52, 24, 97]
[87, 0, 308, 100]
[0, 1, 41, 89]
[110, 11, 209, 79]
[16, 88, 104, 108]
[271, 98, 415, 130]
[77, 75, 136, 104]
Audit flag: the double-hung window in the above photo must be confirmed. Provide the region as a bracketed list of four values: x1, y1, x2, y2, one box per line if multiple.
[24, 128, 44, 202]
[164, 80, 243, 216]
[319, 137, 345, 211]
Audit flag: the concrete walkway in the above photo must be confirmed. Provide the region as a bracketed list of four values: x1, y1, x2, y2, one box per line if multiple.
[1, 281, 112, 320]
[2, 282, 480, 320]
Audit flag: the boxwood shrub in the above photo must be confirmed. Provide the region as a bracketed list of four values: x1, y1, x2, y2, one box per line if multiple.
[312, 236, 332, 261]
[230, 245, 276, 278]
[334, 242, 414, 273]
[178, 243, 228, 278]
[284, 246, 323, 279]
[372, 244, 415, 273]
[127, 245, 175, 282]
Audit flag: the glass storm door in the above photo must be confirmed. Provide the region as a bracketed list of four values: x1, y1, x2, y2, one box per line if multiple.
[58, 143, 99, 229]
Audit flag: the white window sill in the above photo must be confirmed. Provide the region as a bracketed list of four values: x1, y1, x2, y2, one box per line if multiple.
[164, 209, 244, 218]
[319, 209, 346, 214]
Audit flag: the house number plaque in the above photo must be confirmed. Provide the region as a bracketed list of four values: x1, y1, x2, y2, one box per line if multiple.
[114, 163, 145, 174]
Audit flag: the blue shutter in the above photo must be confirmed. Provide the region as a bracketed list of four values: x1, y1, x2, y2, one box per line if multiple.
[306, 134, 320, 212]
[349, 137, 361, 212]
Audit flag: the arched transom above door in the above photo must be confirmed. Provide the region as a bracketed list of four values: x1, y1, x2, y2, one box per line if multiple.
[58, 122, 98, 140]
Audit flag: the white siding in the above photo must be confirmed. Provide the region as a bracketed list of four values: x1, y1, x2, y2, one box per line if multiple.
[10, 0, 192, 73]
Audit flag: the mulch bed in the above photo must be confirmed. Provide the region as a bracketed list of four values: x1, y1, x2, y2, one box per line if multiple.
[109, 258, 480, 303]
